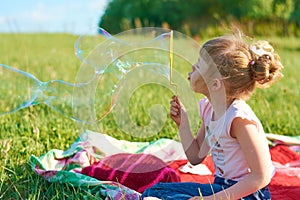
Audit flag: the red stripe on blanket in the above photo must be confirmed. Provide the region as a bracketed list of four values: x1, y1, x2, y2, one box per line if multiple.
[81, 153, 181, 193]
[270, 144, 300, 164]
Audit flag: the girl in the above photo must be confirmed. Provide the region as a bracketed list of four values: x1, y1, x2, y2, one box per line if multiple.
[142, 34, 284, 199]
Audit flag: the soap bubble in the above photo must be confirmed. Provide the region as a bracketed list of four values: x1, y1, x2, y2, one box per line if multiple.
[0, 64, 88, 121]
[0, 27, 204, 139]
[74, 27, 202, 138]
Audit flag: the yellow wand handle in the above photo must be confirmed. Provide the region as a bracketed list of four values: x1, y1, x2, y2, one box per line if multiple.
[169, 30, 178, 94]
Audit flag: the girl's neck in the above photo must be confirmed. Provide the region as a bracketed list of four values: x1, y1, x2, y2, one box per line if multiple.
[203, 80, 236, 120]
[208, 97, 235, 121]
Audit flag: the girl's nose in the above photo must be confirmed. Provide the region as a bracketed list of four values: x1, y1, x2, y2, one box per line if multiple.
[188, 67, 193, 78]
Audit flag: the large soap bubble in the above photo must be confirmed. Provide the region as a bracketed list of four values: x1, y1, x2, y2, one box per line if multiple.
[73, 27, 202, 138]
[0, 27, 203, 139]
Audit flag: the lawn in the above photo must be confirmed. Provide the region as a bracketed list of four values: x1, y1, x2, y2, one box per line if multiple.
[0, 33, 299, 199]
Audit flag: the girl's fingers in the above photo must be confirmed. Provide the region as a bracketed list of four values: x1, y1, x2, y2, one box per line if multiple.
[170, 107, 180, 117]
[170, 98, 180, 109]
[188, 197, 200, 200]
[170, 104, 178, 110]
[173, 95, 180, 104]
[170, 110, 177, 116]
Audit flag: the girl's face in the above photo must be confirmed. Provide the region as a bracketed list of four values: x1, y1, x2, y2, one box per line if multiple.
[188, 56, 209, 95]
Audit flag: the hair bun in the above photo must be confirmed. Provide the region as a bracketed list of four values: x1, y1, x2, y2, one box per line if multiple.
[249, 55, 271, 84]
[249, 40, 284, 88]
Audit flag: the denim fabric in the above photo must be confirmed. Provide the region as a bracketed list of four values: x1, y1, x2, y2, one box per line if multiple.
[241, 185, 271, 200]
[141, 176, 271, 200]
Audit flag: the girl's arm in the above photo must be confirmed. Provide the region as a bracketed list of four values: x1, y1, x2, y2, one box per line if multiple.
[170, 96, 210, 165]
[179, 122, 210, 165]
[191, 117, 272, 200]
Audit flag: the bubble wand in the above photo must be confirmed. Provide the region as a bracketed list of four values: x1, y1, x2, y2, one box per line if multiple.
[169, 30, 178, 94]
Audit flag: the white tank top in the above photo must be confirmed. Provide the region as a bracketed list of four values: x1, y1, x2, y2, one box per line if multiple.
[199, 98, 274, 181]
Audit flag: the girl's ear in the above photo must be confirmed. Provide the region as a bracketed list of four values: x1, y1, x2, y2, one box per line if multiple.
[211, 78, 223, 91]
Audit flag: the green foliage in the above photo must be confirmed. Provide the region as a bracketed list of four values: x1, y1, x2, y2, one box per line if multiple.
[240, 0, 273, 19]
[100, 0, 187, 33]
[99, 0, 300, 37]
[290, 0, 300, 22]
[273, 0, 294, 20]
[0, 33, 299, 198]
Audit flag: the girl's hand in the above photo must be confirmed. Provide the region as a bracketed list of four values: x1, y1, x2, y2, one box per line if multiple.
[170, 95, 186, 127]
[189, 196, 210, 200]
[188, 196, 201, 200]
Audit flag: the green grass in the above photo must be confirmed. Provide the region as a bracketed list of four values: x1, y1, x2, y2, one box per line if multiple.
[0, 33, 299, 199]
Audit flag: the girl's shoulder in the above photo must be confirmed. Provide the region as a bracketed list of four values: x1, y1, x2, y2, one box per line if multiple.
[228, 100, 263, 131]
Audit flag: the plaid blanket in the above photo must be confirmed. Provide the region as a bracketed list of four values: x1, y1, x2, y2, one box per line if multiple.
[30, 130, 186, 199]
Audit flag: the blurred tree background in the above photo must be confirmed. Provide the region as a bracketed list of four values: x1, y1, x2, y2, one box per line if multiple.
[99, 0, 300, 37]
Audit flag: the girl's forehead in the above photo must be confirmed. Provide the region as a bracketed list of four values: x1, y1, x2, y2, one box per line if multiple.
[195, 52, 221, 78]
[196, 55, 209, 67]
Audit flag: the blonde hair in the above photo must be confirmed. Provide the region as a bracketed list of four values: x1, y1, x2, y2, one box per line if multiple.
[201, 34, 284, 100]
